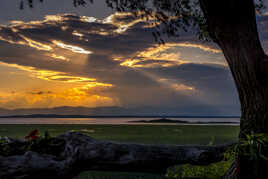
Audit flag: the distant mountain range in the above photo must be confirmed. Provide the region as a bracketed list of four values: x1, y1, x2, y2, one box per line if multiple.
[0, 106, 127, 116]
[0, 106, 240, 117]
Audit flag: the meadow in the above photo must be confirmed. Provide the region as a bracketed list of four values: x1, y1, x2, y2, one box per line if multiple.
[0, 124, 239, 179]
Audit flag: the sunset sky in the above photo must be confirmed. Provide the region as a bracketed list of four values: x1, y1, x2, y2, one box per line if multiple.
[0, 0, 268, 115]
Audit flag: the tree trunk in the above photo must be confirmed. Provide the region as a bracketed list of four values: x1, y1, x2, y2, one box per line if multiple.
[0, 132, 233, 179]
[199, 0, 268, 178]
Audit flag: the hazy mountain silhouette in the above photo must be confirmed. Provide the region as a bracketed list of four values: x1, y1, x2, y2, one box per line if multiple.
[0, 105, 240, 117]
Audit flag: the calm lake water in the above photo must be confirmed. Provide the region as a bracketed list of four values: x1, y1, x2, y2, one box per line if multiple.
[0, 117, 240, 125]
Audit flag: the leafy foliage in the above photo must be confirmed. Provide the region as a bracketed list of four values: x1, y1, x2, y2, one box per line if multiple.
[25, 129, 39, 140]
[255, 0, 266, 13]
[0, 130, 65, 157]
[166, 161, 232, 179]
[19, 0, 265, 44]
[0, 137, 11, 155]
[166, 145, 235, 179]
[165, 132, 268, 179]
[238, 132, 268, 161]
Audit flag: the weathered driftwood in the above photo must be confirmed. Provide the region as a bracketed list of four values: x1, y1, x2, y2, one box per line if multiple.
[0, 132, 234, 179]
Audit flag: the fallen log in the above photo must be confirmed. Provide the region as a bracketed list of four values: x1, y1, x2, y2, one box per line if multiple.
[0, 132, 235, 179]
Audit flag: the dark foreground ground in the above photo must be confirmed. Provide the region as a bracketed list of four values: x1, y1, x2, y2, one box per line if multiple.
[0, 124, 239, 179]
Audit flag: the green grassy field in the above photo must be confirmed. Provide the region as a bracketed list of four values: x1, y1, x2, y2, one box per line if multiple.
[0, 124, 239, 145]
[0, 124, 239, 179]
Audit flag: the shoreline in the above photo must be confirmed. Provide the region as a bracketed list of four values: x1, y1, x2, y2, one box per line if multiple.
[128, 118, 240, 125]
[0, 114, 240, 118]
[0, 117, 240, 125]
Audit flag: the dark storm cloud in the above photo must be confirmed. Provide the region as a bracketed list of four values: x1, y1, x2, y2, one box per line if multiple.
[0, 12, 240, 114]
[0, 12, 220, 58]
[0, 0, 113, 24]
[0, 13, 177, 83]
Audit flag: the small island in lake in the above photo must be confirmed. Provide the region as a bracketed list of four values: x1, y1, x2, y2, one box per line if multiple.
[129, 118, 240, 124]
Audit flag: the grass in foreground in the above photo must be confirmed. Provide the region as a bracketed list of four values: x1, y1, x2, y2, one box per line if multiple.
[0, 124, 239, 145]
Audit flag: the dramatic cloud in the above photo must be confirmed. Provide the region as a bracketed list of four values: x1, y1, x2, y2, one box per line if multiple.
[0, 12, 243, 114]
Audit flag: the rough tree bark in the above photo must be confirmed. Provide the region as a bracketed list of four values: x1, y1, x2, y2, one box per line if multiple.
[0, 132, 233, 179]
[200, 0, 268, 178]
